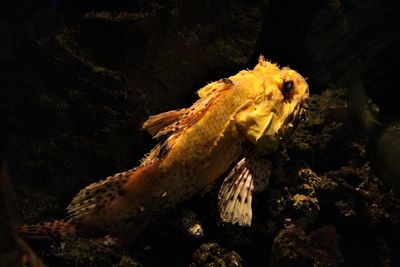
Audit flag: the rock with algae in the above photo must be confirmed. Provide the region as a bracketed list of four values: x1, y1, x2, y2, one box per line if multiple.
[48, 236, 142, 267]
[370, 121, 400, 190]
[189, 243, 243, 267]
[265, 87, 400, 266]
[271, 224, 343, 267]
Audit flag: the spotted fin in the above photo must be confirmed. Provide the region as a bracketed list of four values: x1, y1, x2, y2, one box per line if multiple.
[141, 80, 233, 164]
[143, 79, 233, 140]
[140, 140, 170, 166]
[197, 78, 233, 98]
[142, 108, 187, 137]
[67, 169, 134, 220]
[218, 155, 271, 226]
[18, 219, 75, 240]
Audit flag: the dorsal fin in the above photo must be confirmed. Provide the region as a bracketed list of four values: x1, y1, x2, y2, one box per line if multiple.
[67, 169, 134, 220]
[143, 79, 233, 139]
[197, 78, 233, 98]
[140, 140, 169, 166]
[141, 79, 234, 163]
[142, 108, 187, 137]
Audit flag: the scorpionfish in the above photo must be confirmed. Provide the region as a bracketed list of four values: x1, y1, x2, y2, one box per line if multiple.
[19, 56, 309, 240]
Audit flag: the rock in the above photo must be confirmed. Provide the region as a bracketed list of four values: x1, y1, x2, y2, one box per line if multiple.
[287, 89, 351, 171]
[189, 243, 243, 267]
[48, 236, 142, 267]
[370, 121, 400, 190]
[271, 224, 343, 267]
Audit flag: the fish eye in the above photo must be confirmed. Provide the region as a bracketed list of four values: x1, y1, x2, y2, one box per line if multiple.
[282, 80, 294, 98]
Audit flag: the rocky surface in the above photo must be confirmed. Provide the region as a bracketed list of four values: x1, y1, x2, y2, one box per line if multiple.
[1, 0, 399, 266]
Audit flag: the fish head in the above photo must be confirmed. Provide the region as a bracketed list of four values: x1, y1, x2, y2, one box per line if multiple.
[234, 56, 309, 150]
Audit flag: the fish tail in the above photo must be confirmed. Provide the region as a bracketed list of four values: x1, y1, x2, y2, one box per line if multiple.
[18, 219, 76, 240]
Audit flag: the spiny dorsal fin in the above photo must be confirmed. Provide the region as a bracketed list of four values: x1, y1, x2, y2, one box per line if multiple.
[218, 154, 271, 226]
[197, 78, 233, 98]
[141, 79, 234, 163]
[142, 108, 187, 137]
[140, 139, 170, 166]
[143, 79, 233, 140]
[67, 169, 134, 220]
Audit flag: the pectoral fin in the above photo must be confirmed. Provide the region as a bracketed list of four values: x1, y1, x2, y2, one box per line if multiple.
[218, 155, 271, 226]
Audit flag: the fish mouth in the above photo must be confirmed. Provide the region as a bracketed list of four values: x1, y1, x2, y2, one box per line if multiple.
[278, 98, 309, 137]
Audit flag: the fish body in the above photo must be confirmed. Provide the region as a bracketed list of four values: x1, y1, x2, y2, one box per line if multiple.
[19, 56, 309, 239]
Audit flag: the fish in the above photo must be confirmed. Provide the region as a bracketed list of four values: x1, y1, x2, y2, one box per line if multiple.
[18, 56, 309, 240]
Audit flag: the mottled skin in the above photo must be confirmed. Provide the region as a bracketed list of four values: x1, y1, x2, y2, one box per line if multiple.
[19, 56, 309, 239]
[82, 85, 247, 235]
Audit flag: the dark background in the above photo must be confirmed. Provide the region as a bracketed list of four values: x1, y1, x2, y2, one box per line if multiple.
[1, 0, 399, 266]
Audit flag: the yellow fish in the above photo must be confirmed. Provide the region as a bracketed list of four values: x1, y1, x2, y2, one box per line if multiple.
[19, 56, 309, 239]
